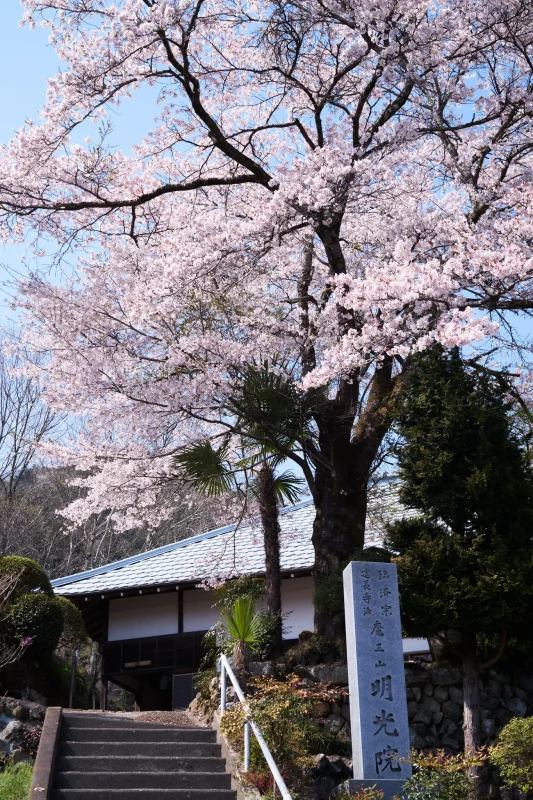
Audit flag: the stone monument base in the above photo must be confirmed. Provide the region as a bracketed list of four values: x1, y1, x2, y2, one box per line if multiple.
[341, 778, 406, 799]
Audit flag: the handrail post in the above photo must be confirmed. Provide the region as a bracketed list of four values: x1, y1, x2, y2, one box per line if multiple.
[219, 654, 292, 800]
[244, 721, 251, 772]
[220, 657, 227, 713]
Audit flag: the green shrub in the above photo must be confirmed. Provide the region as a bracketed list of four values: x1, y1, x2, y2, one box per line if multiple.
[199, 577, 283, 670]
[108, 687, 136, 712]
[0, 555, 53, 599]
[254, 611, 283, 661]
[220, 674, 349, 793]
[400, 768, 470, 800]
[490, 716, 533, 794]
[400, 750, 487, 800]
[215, 577, 279, 659]
[55, 595, 87, 650]
[221, 689, 313, 792]
[284, 630, 342, 667]
[214, 576, 264, 608]
[6, 593, 64, 658]
[41, 654, 79, 706]
[333, 786, 384, 800]
[0, 761, 33, 800]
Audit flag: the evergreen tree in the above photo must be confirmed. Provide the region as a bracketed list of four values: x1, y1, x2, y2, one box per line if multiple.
[387, 347, 533, 759]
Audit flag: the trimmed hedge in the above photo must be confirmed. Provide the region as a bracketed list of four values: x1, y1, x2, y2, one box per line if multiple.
[55, 595, 86, 649]
[5, 593, 64, 658]
[0, 555, 53, 598]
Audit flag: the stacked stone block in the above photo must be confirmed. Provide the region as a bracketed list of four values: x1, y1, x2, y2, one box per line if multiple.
[284, 662, 533, 754]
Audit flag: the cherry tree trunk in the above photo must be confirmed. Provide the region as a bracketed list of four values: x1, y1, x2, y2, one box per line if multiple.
[312, 470, 369, 639]
[257, 465, 283, 655]
[310, 369, 393, 640]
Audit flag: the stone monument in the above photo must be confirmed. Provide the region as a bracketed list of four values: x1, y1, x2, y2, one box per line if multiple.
[343, 561, 412, 799]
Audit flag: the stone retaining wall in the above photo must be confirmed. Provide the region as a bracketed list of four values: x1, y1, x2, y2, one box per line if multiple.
[197, 662, 533, 800]
[405, 663, 533, 751]
[282, 661, 533, 752]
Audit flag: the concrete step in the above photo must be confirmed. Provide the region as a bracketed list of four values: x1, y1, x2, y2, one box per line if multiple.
[53, 716, 233, 799]
[55, 771, 232, 790]
[51, 791, 237, 800]
[56, 756, 227, 774]
[62, 714, 204, 730]
[60, 726, 216, 743]
[57, 741, 222, 759]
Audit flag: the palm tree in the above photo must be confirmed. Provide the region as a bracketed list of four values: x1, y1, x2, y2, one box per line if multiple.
[254, 464, 283, 654]
[219, 596, 262, 677]
[174, 367, 308, 655]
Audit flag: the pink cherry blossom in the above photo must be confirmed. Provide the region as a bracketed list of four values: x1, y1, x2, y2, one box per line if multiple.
[3, 0, 533, 627]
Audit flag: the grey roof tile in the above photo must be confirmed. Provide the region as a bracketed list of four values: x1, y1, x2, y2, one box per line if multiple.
[52, 484, 401, 596]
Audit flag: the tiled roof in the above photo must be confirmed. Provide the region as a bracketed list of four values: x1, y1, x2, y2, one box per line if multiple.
[52, 482, 402, 597]
[52, 499, 316, 596]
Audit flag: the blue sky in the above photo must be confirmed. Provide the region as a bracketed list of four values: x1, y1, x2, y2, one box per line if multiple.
[0, 3, 158, 325]
[0, 5, 54, 322]
[0, 7, 55, 143]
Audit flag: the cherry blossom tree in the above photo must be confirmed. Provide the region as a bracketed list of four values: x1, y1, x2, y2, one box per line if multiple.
[3, 0, 533, 633]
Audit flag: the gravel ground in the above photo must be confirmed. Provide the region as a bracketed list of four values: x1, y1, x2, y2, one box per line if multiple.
[66, 709, 206, 726]
[130, 710, 206, 726]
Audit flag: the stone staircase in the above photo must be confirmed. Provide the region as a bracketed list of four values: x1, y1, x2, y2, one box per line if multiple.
[51, 711, 237, 799]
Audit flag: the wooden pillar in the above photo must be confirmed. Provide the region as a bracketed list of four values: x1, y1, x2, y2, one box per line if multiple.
[68, 650, 79, 709]
[178, 588, 184, 633]
[100, 676, 109, 711]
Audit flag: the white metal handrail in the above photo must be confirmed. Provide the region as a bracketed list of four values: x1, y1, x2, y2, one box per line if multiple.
[219, 653, 292, 800]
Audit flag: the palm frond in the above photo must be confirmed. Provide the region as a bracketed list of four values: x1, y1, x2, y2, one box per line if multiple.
[219, 597, 262, 650]
[266, 450, 292, 470]
[228, 364, 309, 449]
[173, 440, 236, 497]
[233, 450, 267, 472]
[247, 468, 306, 506]
[247, 480, 262, 503]
[274, 470, 306, 506]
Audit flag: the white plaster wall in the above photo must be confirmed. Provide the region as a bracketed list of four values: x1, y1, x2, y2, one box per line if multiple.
[281, 576, 315, 640]
[183, 589, 219, 632]
[106, 580, 430, 654]
[182, 579, 316, 639]
[279, 578, 430, 652]
[402, 637, 430, 654]
[108, 593, 179, 641]
[182, 579, 316, 638]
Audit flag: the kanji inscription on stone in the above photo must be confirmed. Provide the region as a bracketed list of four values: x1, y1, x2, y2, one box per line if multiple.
[343, 561, 412, 797]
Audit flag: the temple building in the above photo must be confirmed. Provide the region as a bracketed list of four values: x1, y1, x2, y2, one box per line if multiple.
[51, 496, 429, 711]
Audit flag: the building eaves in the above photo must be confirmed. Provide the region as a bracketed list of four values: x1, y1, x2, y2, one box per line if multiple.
[51, 498, 315, 595]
